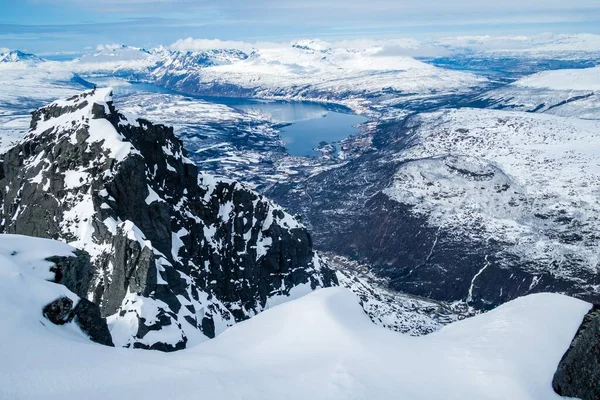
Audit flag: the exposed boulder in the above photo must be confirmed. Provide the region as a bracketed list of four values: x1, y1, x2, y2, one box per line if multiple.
[72, 299, 114, 347]
[552, 305, 600, 400]
[43, 296, 114, 347]
[43, 296, 74, 325]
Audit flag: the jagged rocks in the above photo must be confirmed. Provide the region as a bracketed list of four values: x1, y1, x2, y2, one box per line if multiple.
[0, 88, 337, 350]
[43, 297, 74, 325]
[43, 296, 114, 347]
[47, 250, 93, 298]
[552, 305, 600, 400]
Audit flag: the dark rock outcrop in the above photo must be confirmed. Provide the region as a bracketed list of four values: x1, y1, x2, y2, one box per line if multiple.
[43, 296, 114, 347]
[43, 297, 74, 325]
[72, 299, 115, 347]
[0, 88, 336, 350]
[552, 305, 600, 400]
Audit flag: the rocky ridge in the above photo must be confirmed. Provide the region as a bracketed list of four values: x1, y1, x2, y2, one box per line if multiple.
[0, 88, 337, 350]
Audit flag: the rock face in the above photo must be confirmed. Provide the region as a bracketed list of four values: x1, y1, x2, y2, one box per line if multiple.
[553, 305, 600, 400]
[0, 88, 337, 350]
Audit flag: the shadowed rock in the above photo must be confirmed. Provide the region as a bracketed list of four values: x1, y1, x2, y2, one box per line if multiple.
[552, 305, 600, 400]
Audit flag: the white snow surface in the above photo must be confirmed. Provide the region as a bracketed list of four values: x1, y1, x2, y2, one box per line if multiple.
[384, 108, 600, 275]
[0, 247, 591, 400]
[514, 65, 600, 91]
[478, 65, 600, 119]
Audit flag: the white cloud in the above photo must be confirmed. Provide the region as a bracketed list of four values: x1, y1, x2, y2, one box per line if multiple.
[0, 47, 10, 53]
[169, 37, 286, 52]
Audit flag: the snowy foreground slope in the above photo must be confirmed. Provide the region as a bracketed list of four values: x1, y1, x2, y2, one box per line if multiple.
[478, 65, 600, 119]
[0, 238, 590, 400]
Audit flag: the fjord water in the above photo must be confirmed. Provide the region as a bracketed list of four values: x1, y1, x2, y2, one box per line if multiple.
[277, 111, 366, 156]
[106, 80, 367, 157]
[229, 99, 367, 156]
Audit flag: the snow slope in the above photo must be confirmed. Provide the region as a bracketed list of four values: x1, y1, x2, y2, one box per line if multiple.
[0, 234, 93, 353]
[515, 65, 600, 91]
[384, 108, 600, 282]
[0, 255, 590, 400]
[477, 65, 600, 119]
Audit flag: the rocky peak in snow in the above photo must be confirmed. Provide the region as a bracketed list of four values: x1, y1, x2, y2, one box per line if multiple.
[154, 47, 249, 71]
[0, 88, 337, 350]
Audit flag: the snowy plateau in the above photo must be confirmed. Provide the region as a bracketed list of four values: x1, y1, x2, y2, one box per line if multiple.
[0, 33, 599, 399]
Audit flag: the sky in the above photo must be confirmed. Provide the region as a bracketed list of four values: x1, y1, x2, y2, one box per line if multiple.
[1, 0, 600, 54]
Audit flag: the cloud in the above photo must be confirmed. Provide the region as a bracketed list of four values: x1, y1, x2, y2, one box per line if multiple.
[169, 37, 286, 52]
[0, 47, 10, 53]
[96, 43, 127, 51]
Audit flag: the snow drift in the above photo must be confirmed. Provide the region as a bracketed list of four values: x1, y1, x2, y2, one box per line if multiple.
[0, 240, 590, 400]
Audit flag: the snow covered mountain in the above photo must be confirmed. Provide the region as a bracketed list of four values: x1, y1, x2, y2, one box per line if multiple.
[72, 44, 157, 77]
[268, 107, 600, 309]
[148, 41, 487, 115]
[0, 49, 43, 65]
[0, 88, 338, 350]
[0, 88, 466, 349]
[433, 33, 600, 59]
[476, 65, 600, 119]
[49, 40, 488, 117]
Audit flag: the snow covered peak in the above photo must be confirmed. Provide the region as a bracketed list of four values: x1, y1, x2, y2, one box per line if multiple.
[49, 86, 113, 110]
[2, 88, 337, 350]
[26, 87, 136, 164]
[85, 44, 153, 62]
[72, 45, 157, 74]
[292, 39, 332, 53]
[0, 50, 43, 65]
